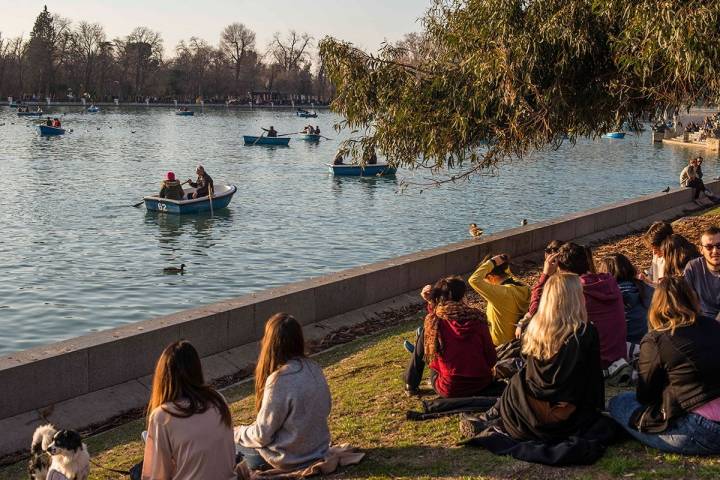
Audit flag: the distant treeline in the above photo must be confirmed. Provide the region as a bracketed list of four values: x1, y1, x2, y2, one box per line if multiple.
[0, 6, 334, 105]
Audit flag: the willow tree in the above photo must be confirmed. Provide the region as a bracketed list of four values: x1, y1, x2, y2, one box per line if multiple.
[319, 0, 720, 179]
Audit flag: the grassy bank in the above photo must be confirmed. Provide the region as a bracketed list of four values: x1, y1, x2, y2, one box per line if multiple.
[2, 210, 720, 479]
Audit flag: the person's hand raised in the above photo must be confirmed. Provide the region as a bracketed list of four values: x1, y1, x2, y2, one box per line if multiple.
[543, 252, 560, 276]
[491, 254, 509, 265]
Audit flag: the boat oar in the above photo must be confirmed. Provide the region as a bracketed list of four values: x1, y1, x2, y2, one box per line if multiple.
[132, 180, 190, 208]
[277, 131, 302, 137]
[208, 184, 214, 217]
[252, 132, 266, 146]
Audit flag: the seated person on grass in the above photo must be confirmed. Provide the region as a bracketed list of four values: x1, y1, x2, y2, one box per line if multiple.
[403, 276, 497, 398]
[640, 221, 674, 285]
[608, 276, 720, 455]
[661, 233, 701, 277]
[684, 226, 720, 320]
[460, 273, 606, 444]
[468, 254, 530, 346]
[235, 313, 332, 472]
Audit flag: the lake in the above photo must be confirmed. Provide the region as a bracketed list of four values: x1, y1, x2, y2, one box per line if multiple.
[0, 106, 712, 353]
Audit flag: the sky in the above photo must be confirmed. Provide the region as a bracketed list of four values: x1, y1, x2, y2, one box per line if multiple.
[1, 0, 430, 56]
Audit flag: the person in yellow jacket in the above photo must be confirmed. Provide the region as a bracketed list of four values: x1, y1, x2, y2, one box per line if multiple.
[468, 254, 530, 346]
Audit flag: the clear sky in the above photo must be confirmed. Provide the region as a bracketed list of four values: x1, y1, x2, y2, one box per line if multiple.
[1, 0, 429, 56]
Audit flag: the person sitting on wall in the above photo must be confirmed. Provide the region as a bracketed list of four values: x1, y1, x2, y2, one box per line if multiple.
[608, 276, 720, 455]
[186, 165, 214, 199]
[468, 254, 531, 347]
[159, 171, 185, 200]
[403, 276, 499, 398]
[262, 126, 278, 137]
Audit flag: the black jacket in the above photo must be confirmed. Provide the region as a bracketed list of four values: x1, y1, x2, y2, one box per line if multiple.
[499, 323, 605, 441]
[631, 316, 720, 433]
[189, 173, 213, 197]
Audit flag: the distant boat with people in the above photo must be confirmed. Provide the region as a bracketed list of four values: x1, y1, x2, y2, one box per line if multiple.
[143, 184, 237, 214]
[296, 109, 317, 118]
[300, 133, 321, 142]
[87, 105, 100, 113]
[37, 125, 65, 136]
[243, 135, 290, 146]
[17, 110, 43, 117]
[603, 132, 626, 139]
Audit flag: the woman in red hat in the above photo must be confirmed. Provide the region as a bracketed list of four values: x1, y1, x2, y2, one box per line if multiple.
[159, 171, 185, 200]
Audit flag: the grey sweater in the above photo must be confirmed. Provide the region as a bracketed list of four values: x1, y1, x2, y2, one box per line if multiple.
[235, 358, 332, 469]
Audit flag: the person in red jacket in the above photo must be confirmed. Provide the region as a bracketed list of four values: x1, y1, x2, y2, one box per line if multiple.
[404, 276, 497, 397]
[530, 243, 629, 383]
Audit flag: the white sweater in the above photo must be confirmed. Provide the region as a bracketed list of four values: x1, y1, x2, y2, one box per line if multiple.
[235, 358, 332, 469]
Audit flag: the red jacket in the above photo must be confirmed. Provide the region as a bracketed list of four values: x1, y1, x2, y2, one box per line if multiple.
[427, 303, 497, 397]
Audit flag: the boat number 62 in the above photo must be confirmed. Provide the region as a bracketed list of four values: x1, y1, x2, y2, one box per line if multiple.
[158, 203, 167, 212]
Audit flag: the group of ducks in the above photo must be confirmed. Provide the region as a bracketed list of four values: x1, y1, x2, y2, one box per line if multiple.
[469, 219, 528, 238]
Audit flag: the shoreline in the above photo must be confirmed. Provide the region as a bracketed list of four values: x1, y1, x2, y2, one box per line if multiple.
[1, 101, 331, 109]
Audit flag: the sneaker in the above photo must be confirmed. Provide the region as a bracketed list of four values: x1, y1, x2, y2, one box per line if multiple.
[403, 339, 415, 354]
[404, 384, 419, 397]
[459, 413, 486, 439]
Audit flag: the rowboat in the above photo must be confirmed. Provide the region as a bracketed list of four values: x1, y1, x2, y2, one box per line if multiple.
[243, 135, 290, 146]
[37, 125, 66, 136]
[87, 106, 100, 113]
[296, 111, 317, 118]
[327, 164, 397, 176]
[17, 111, 43, 117]
[176, 110, 194, 116]
[143, 185, 237, 214]
[603, 132, 626, 139]
[300, 133, 321, 141]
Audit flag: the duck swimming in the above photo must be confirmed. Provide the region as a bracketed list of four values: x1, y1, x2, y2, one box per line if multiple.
[163, 264, 185, 274]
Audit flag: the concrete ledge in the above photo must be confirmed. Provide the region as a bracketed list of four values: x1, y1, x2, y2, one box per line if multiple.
[0, 181, 717, 456]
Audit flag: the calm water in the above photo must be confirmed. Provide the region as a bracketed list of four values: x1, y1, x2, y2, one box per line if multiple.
[0, 106, 714, 354]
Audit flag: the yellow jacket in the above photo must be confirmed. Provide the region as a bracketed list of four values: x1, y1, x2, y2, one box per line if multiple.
[468, 260, 530, 346]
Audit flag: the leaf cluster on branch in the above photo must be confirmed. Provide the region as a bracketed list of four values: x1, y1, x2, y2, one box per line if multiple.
[319, 0, 720, 181]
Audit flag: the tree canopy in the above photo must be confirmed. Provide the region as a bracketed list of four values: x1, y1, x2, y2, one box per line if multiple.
[319, 0, 720, 179]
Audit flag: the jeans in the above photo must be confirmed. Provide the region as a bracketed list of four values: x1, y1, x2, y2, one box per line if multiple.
[404, 327, 437, 391]
[236, 445, 270, 470]
[608, 392, 720, 455]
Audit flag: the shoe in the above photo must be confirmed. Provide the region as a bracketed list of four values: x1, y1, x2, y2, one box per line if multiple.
[459, 413, 486, 439]
[403, 339, 415, 354]
[404, 384, 419, 397]
[479, 406, 501, 422]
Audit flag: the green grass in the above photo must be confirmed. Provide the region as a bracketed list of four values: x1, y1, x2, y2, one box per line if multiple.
[692, 205, 720, 216]
[3, 318, 720, 479]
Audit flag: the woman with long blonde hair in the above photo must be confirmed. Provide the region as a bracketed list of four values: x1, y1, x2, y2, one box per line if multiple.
[234, 313, 332, 471]
[461, 273, 606, 442]
[608, 277, 720, 455]
[142, 340, 236, 480]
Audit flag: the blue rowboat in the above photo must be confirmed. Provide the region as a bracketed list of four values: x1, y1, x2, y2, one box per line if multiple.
[176, 110, 194, 116]
[87, 106, 100, 113]
[300, 133, 321, 141]
[296, 111, 317, 118]
[37, 125, 65, 136]
[327, 164, 397, 176]
[143, 184, 237, 214]
[17, 111, 42, 117]
[243, 135, 291, 146]
[603, 132, 626, 139]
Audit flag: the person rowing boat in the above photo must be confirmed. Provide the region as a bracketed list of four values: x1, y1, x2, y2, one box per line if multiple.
[186, 165, 214, 199]
[261, 126, 278, 137]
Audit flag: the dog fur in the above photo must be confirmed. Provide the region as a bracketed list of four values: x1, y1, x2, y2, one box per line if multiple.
[29, 425, 90, 480]
[28, 424, 56, 480]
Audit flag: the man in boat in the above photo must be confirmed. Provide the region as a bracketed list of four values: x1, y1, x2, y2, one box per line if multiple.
[186, 165, 214, 199]
[159, 171, 185, 200]
[45, 117, 52, 126]
[365, 147, 378, 165]
[333, 150, 345, 165]
[314, 126, 321, 135]
[262, 126, 278, 137]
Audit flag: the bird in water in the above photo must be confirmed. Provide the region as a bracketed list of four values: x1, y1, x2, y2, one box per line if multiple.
[469, 223, 484, 238]
[521, 219, 528, 226]
[163, 264, 185, 274]
[662, 186, 670, 193]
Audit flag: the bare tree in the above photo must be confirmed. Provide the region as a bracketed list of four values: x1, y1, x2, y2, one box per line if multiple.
[72, 21, 106, 93]
[115, 26, 163, 98]
[219, 23, 255, 93]
[268, 31, 312, 72]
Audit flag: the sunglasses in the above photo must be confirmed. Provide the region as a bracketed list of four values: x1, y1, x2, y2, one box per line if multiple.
[703, 243, 720, 251]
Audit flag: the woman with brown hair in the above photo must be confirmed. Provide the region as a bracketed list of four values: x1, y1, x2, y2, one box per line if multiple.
[142, 340, 236, 480]
[661, 233, 701, 277]
[234, 313, 332, 471]
[608, 277, 720, 455]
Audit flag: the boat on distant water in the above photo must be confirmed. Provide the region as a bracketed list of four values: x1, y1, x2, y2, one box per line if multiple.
[300, 133, 321, 141]
[176, 110, 194, 116]
[143, 185, 237, 214]
[17, 111, 42, 117]
[296, 109, 317, 118]
[327, 164, 397, 176]
[243, 135, 290, 146]
[37, 125, 65, 136]
[87, 105, 100, 113]
[603, 132, 626, 139]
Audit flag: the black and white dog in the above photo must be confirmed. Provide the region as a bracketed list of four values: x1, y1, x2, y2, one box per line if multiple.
[28, 424, 90, 480]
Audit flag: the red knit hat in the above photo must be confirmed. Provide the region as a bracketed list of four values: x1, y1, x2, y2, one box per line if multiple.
[166, 171, 175, 181]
